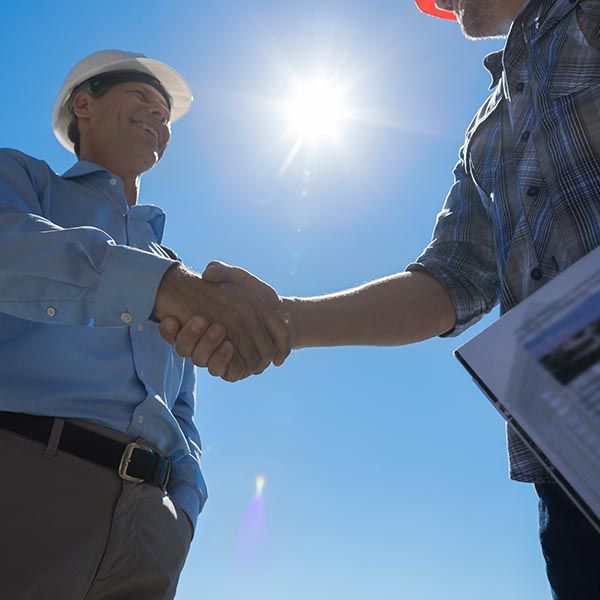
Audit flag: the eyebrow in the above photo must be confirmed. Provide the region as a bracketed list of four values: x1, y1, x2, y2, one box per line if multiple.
[126, 86, 170, 113]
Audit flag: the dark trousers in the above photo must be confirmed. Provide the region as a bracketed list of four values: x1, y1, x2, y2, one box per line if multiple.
[536, 483, 600, 600]
[0, 423, 192, 600]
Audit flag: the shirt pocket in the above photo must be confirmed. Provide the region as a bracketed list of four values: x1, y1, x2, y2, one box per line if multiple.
[464, 116, 502, 213]
[550, 2, 600, 98]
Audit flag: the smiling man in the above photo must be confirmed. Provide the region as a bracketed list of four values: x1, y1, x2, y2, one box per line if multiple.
[0, 49, 291, 600]
[168, 1, 600, 597]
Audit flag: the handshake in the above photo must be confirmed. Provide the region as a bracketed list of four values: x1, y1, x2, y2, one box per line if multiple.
[153, 261, 293, 382]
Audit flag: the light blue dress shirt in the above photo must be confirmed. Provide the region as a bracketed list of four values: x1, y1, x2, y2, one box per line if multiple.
[0, 148, 207, 526]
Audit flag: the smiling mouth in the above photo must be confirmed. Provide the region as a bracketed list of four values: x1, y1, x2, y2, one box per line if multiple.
[131, 119, 159, 143]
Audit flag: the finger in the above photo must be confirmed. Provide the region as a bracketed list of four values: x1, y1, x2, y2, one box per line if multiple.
[239, 309, 276, 374]
[264, 310, 292, 367]
[207, 341, 234, 377]
[222, 352, 247, 383]
[190, 323, 226, 368]
[235, 331, 264, 375]
[174, 316, 208, 358]
[159, 316, 182, 344]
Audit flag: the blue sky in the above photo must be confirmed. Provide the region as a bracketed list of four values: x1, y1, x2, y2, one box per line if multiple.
[2, 1, 551, 598]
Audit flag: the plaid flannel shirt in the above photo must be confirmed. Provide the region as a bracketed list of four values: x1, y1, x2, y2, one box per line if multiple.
[408, 0, 600, 482]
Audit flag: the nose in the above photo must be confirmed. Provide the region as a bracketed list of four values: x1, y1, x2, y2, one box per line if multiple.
[150, 99, 170, 124]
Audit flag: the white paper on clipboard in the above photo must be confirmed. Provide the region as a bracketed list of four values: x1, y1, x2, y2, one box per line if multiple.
[455, 245, 600, 533]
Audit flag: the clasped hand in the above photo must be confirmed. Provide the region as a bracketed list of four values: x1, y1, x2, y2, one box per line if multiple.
[153, 262, 291, 382]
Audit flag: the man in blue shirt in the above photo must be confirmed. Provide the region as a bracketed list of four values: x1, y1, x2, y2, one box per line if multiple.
[0, 49, 291, 599]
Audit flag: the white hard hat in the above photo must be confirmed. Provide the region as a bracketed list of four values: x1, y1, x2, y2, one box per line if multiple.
[51, 49, 193, 153]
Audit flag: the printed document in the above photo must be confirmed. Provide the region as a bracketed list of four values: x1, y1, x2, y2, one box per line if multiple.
[455, 246, 600, 532]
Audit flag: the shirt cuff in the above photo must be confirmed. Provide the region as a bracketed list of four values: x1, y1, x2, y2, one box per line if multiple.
[406, 260, 492, 337]
[94, 244, 176, 327]
[169, 479, 207, 533]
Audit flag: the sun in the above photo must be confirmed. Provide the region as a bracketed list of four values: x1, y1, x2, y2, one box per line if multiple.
[278, 77, 351, 174]
[286, 80, 347, 141]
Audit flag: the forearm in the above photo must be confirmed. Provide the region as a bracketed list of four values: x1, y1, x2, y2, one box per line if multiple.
[283, 270, 456, 348]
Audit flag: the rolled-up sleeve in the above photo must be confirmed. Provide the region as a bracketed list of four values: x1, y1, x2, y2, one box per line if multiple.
[0, 149, 175, 327]
[406, 148, 499, 336]
[168, 359, 208, 532]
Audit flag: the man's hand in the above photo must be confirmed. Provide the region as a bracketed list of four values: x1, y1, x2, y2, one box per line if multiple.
[158, 262, 293, 381]
[154, 264, 290, 379]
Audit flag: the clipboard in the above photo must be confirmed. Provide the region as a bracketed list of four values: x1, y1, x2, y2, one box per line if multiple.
[455, 246, 600, 534]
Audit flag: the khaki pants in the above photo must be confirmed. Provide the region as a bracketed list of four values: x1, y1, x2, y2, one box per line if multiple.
[0, 421, 193, 600]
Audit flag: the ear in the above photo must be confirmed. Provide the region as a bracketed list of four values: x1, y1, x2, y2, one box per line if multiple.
[72, 91, 93, 120]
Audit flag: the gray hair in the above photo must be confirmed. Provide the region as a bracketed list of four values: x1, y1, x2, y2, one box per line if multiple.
[66, 80, 111, 158]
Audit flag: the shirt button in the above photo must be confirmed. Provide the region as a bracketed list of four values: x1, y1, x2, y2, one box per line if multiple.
[521, 131, 530, 142]
[531, 267, 543, 281]
[120, 311, 133, 324]
[136, 323, 144, 332]
[516, 82, 525, 93]
[109, 177, 118, 186]
[46, 307, 57, 317]
[527, 185, 540, 197]
[137, 414, 144, 425]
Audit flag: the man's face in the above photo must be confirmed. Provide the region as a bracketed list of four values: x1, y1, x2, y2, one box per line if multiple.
[436, 0, 528, 39]
[77, 81, 172, 173]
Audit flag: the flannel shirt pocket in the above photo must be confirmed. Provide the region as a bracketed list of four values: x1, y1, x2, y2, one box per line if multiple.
[550, 1, 600, 97]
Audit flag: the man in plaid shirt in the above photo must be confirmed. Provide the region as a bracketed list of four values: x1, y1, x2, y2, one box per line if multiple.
[160, 0, 600, 596]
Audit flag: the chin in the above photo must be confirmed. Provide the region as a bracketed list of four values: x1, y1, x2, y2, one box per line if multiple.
[135, 149, 161, 174]
[459, 13, 511, 39]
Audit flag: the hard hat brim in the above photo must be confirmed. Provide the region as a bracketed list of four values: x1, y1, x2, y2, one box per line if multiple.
[52, 53, 193, 153]
[415, 0, 457, 20]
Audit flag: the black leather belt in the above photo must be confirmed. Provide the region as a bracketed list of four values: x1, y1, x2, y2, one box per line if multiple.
[0, 411, 171, 490]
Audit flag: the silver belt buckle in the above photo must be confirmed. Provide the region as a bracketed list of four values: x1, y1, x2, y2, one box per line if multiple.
[118, 441, 152, 483]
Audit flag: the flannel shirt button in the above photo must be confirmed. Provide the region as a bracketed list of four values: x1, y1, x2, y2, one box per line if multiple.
[516, 82, 525, 93]
[527, 185, 540, 197]
[521, 131, 530, 142]
[46, 307, 57, 318]
[531, 267, 543, 281]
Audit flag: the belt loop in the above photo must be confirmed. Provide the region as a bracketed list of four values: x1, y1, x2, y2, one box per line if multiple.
[43, 418, 65, 459]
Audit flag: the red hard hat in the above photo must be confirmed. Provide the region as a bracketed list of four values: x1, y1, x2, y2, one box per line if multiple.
[415, 0, 456, 20]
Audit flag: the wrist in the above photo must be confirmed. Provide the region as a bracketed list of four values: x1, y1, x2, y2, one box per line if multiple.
[280, 296, 303, 349]
[152, 263, 191, 321]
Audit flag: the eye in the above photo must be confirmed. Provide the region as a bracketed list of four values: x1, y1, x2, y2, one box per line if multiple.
[128, 89, 147, 101]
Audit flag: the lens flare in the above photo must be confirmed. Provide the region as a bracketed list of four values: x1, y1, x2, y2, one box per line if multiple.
[255, 474, 266, 498]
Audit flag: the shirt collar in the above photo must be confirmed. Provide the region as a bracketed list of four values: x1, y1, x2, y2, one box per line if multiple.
[483, 0, 578, 91]
[60, 160, 167, 238]
[483, 51, 504, 90]
[61, 160, 116, 180]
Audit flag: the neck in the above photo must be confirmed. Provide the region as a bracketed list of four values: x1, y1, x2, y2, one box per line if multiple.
[78, 149, 141, 207]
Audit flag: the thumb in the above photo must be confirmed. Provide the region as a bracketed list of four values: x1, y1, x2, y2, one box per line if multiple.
[202, 260, 230, 283]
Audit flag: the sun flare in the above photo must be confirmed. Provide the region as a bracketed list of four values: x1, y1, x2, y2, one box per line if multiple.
[278, 77, 352, 175]
[286, 80, 347, 141]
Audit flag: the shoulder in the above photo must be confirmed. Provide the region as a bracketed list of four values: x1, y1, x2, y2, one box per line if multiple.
[0, 148, 54, 184]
